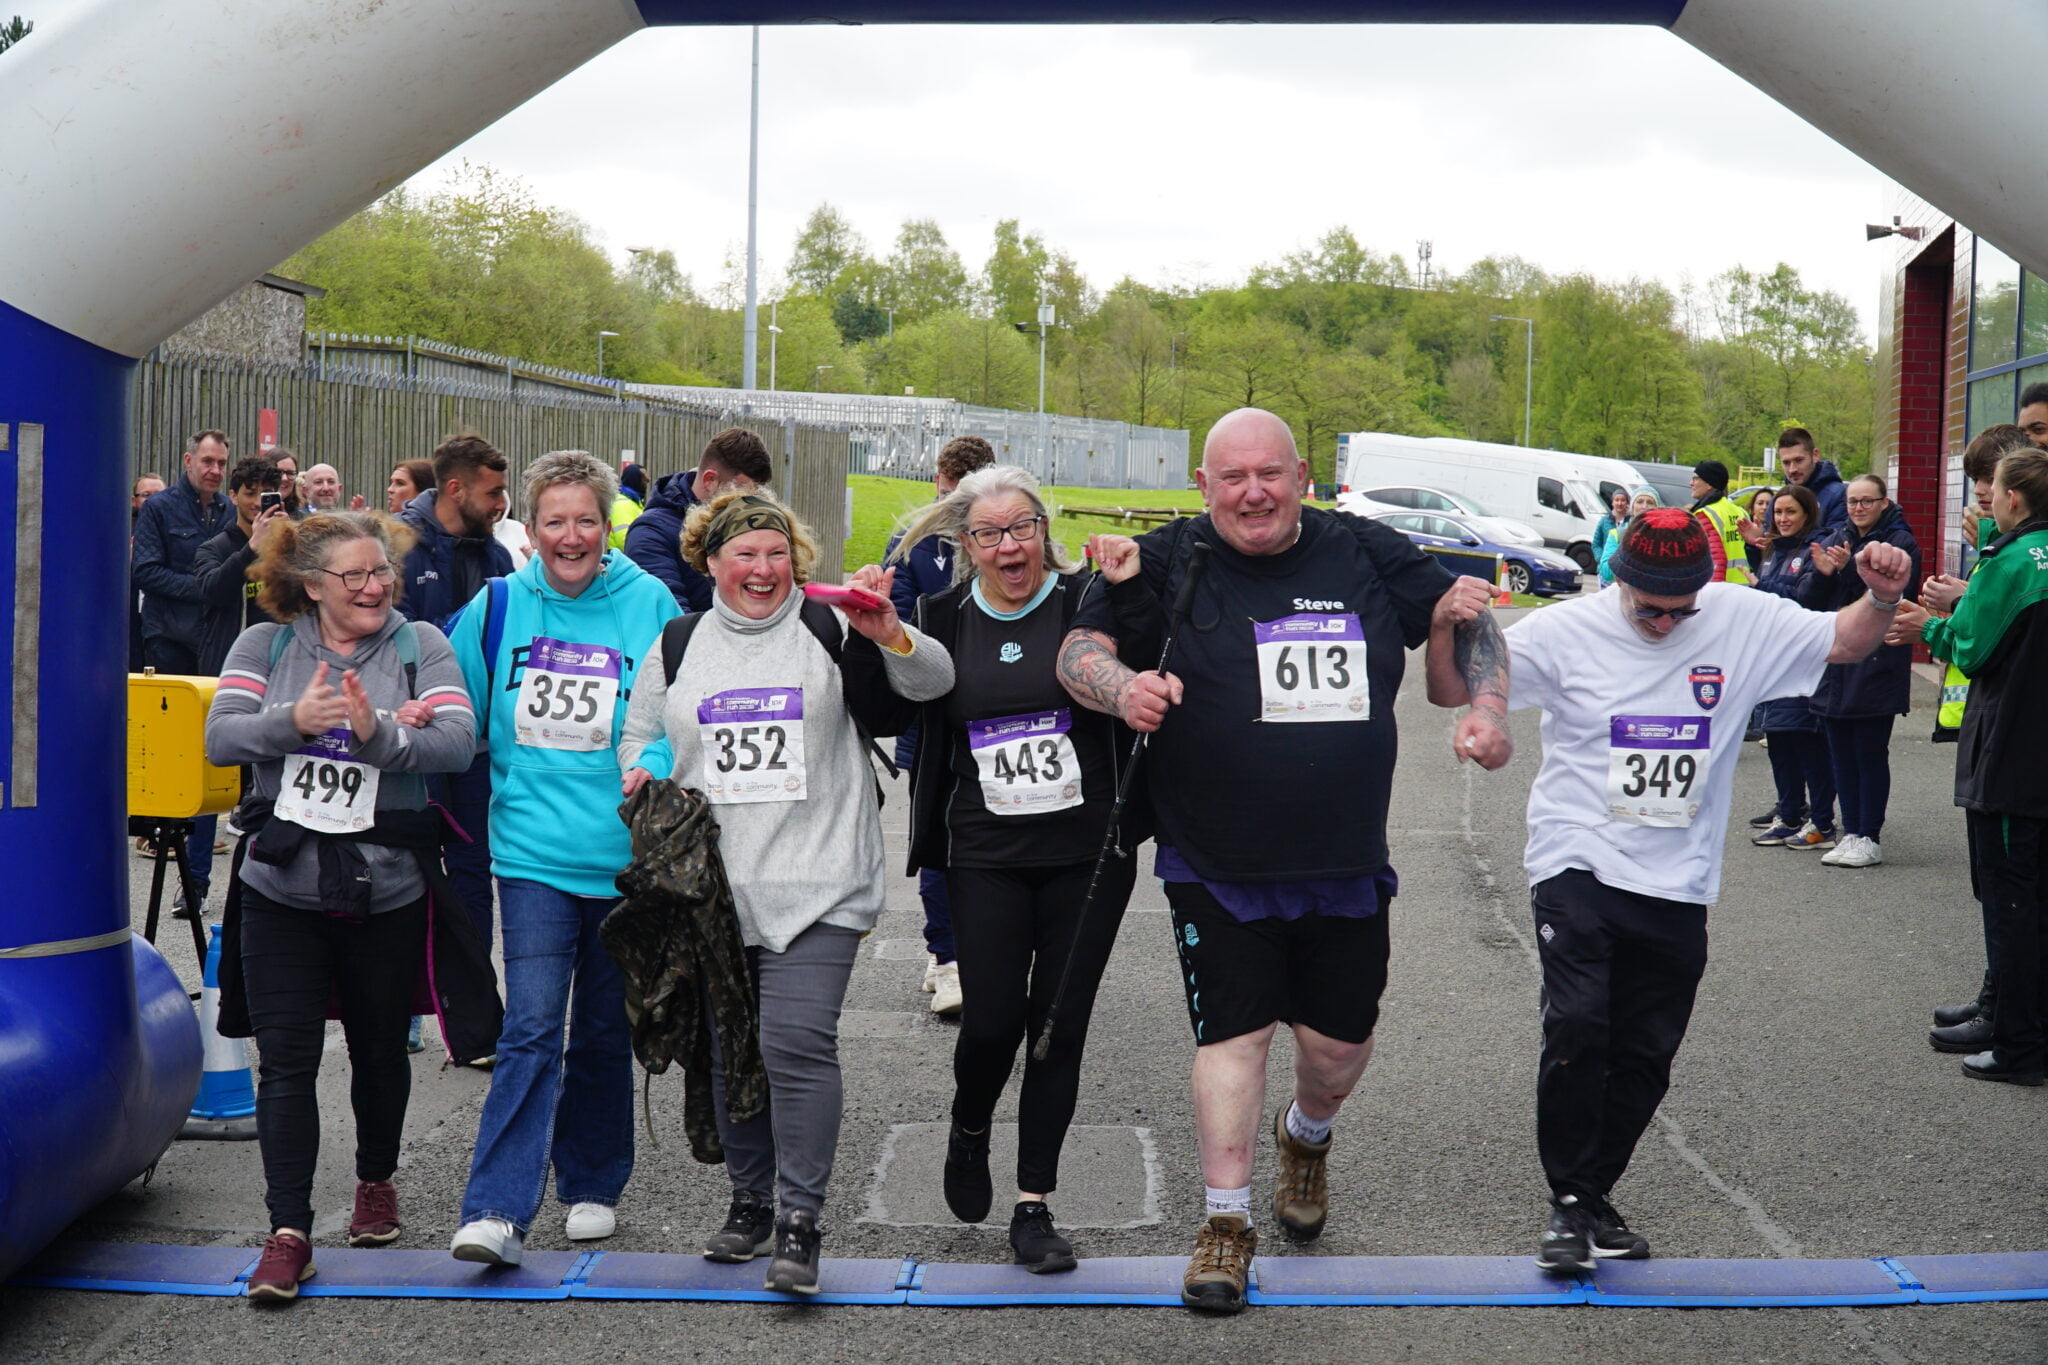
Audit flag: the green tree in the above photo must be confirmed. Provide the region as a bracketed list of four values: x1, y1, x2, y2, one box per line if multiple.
[787, 204, 870, 297]
[0, 15, 30, 55]
[881, 219, 968, 324]
[983, 219, 1050, 325]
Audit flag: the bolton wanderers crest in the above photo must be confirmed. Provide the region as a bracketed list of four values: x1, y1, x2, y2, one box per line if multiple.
[1689, 664, 1725, 711]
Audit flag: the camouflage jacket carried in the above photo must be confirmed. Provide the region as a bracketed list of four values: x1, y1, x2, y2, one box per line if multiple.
[602, 779, 765, 1164]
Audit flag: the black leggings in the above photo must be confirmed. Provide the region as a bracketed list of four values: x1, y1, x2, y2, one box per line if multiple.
[239, 889, 425, 1232]
[948, 858, 1136, 1196]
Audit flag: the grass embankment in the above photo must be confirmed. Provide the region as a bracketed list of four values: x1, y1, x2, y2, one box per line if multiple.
[844, 474, 1563, 609]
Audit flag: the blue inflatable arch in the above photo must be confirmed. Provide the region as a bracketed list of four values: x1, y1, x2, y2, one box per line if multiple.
[2, 0, 2043, 1279]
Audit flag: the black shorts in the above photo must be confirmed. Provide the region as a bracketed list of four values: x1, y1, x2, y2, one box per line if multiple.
[1165, 881, 1390, 1046]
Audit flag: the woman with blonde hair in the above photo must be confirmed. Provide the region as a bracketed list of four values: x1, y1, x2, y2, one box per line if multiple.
[621, 487, 952, 1295]
[889, 466, 1146, 1273]
[205, 512, 483, 1300]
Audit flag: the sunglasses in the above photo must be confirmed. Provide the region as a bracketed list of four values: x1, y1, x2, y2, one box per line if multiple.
[1631, 604, 1701, 622]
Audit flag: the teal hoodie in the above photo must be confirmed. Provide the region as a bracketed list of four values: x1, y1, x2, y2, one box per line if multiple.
[445, 550, 682, 897]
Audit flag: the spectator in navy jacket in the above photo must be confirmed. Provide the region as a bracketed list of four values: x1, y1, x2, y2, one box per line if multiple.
[194, 457, 289, 676]
[623, 427, 771, 613]
[1777, 428, 1848, 531]
[1798, 473, 1920, 869]
[129, 471, 167, 674]
[398, 434, 512, 947]
[1747, 485, 1835, 849]
[883, 434, 996, 1016]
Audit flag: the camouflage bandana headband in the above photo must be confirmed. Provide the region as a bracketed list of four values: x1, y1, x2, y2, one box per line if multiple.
[702, 494, 794, 559]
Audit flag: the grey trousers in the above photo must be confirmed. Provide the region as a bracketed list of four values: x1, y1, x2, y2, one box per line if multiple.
[706, 921, 862, 1216]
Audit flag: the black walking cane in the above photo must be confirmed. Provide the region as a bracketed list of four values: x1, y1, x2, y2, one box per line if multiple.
[1032, 542, 1211, 1063]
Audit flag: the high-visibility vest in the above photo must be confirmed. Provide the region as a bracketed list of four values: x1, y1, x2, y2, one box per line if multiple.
[1697, 496, 1752, 586]
[1933, 517, 1997, 733]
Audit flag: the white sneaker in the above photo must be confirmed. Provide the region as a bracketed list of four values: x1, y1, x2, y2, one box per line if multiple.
[1819, 839, 1849, 866]
[451, 1217, 523, 1266]
[930, 961, 963, 1017]
[565, 1202, 616, 1241]
[1834, 836, 1883, 868]
[922, 955, 942, 994]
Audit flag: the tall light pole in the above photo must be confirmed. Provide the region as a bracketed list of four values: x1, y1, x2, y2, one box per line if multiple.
[767, 300, 782, 392]
[1491, 314, 1534, 447]
[597, 329, 619, 380]
[742, 25, 760, 390]
[812, 364, 832, 391]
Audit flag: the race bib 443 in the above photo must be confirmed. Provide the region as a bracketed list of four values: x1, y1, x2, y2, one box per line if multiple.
[969, 709, 1083, 815]
[1607, 715, 1710, 827]
[1254, 613, 1368, 723]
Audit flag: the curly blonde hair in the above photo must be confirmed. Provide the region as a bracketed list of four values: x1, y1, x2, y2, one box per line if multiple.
[681, 487, 818, 584]
[253, 512, 417, 622]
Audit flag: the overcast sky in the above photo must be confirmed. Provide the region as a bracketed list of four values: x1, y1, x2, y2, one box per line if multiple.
[414, 22, 1892, 335]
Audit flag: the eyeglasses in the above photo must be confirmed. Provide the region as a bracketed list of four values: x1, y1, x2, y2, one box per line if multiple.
[965, 515, 1045, 548]
[1846, 497, 1883, 508]
[1631, 604, 1702, 622]
[318, 563, 397, 591]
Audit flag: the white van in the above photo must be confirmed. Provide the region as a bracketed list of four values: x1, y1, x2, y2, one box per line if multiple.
[1336, 432, 1628, 570]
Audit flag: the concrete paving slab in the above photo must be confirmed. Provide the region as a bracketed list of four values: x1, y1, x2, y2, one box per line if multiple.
[862, 1124, 1159, 1229]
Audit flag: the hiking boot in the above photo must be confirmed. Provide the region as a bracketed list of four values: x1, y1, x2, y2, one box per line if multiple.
[346, 1180, 400, 1247]
[703, 1191, 775, 1262]
[762, 1209, 822, 1296]
[1587, 1196, 1649, 1259]
[1535, 1195, 1594, 1274]
[1009, 1200, 1077, 1274]
[1181, 1214, 1256, 1313]
[247, 1233, 316, 1302]
[943, 1122, 993, 1224]
[450, 1217, 522, 1267]
[1272, 1106, 1330, 1243]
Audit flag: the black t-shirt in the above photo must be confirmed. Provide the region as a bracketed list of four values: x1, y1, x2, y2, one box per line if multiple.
[1069, 508, 1451, 883]
[942, 579, 1116, 869]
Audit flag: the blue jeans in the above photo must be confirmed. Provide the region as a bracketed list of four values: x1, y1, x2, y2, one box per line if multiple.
[459, 877, 633, 1233]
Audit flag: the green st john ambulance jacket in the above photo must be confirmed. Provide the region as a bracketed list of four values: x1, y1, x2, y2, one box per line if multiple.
[1922, 516, 2048, 819]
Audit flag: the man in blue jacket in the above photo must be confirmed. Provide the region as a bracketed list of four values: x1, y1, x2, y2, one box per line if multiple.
[1777, 428, 1847, 530]
[399, 434, 513, 946]
[884, 434, 994, 1016]
[624, 427, 771, 613]
[132, 430, 235, 902]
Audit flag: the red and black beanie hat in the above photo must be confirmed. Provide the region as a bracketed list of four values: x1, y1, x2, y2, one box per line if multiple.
[1613, 508, 1712, 596]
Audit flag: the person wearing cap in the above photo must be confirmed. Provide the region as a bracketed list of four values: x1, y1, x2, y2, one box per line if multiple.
[1687, 460, 1753, 586]
[1438, 507, 1911, 1274]
[608, 463, 648, 552]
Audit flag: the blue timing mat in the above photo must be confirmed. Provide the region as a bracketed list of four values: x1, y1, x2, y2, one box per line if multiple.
[9, 1241, 256, 1296]
[290, 1249, 589, 1299]
[1249, 1255, 1583, 1306]
[1888, 1252, 2048, 1304]
[570, 1251, 912, 1304]
[907, 1256, 1195, 1306]
[1579, 1258, 1912, 1307]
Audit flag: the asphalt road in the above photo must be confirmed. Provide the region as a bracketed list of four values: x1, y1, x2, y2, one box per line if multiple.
[5, 613, 2044, 1362]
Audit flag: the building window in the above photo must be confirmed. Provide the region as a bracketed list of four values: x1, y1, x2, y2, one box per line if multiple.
[1965, 239, 2048, 431]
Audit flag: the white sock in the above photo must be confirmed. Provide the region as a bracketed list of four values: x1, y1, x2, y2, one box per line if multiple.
[1204, 1185, 1252, 1222]
[1286, 1100, 1333, 1146]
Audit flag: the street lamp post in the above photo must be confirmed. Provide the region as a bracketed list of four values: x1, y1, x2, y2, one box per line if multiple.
[742, 26, 760, 389]
[767, 299, 782, 392]
[812, 364, 832, 391]
[1490, 314, 1534, 447]
[597, 329, 620, 380]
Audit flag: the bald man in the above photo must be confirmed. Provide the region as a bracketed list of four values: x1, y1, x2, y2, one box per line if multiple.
[1061, 407, 1505, 1312]
[302, 462, 343, 512]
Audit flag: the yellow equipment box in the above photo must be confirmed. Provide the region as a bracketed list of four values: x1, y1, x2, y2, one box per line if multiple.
[129, 672, 240, 819]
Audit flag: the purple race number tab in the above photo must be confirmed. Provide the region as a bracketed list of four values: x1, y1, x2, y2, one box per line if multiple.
[698, 688, 805, 726]
[967, 710, 1070, 750]
[527, 637, 623, 679]
[1252, 613, 1365, 646]
[1610, 716, 1711, 750]
[292, 728, 355, 761]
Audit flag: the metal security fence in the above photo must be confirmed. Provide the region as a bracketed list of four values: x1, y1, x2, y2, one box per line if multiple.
[630, 386, 1192, 492]
[130, 350, 851, 579]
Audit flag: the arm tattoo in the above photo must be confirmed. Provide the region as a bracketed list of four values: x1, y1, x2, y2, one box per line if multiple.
[1454, 611, 1509, 711]
[1059, 629, 1137, 719]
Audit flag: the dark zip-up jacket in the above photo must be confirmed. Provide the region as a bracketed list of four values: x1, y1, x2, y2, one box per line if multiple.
[1924, 517, 2048, 818]
[1802, 460, 1849, 531]
[397, 489, 514, 633]
[1753, 526, 1823, 732]
[905, 572, 1151, 873]
[1797, 503, 1921, 718]
[193, 523, 279, 677]
[133, 475, 233, 647]
[623, 471, 712, 613]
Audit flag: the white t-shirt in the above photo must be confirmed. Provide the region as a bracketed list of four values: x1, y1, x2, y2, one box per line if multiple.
[494, 516, 532, 568]
[1504, 583, 1835, 906]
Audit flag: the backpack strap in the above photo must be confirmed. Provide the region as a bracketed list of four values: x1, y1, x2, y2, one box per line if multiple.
[661, 612, 703, 687]
[477, 577, 508, 743]
[267, 618, 417, 696]
[265, 621, 291, 671]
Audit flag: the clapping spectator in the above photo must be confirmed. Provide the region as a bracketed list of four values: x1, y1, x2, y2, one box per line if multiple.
[1748, 486, 1836, 849]
[1798, 474, 1920, 868]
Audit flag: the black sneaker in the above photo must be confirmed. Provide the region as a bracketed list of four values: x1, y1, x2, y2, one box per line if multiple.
[1535, 1195, 1594, 1274]
[1587, 1197, 1650, 1259]
[762, 1209, 821, 1295]
[943, 1123, 993, 1224]
[1009, 1201, 1077, 1274]
[703, 1191, 774, 1263]
[1747, 807, 1781, 830]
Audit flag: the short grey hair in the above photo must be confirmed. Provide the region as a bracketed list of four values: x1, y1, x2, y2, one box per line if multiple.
[524, 449, 618, 523]
[887, 464, 1075, 587]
